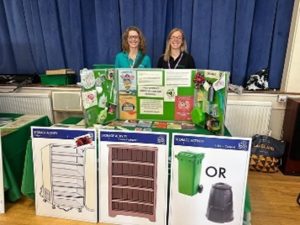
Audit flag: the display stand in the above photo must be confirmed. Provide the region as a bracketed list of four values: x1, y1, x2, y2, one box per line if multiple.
[31, 127, 97, 223]
[81, 68, 229, 135]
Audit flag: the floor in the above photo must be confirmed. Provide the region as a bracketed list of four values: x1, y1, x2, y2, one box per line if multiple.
[0, 171, 299, 225]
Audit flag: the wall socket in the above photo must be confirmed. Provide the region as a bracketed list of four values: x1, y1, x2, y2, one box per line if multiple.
[277, 95, 287, 103]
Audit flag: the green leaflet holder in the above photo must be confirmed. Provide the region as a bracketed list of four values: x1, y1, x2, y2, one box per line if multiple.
[175, 152, 205, 196]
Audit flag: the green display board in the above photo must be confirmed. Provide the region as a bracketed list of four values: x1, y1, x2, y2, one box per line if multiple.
[81, 68, 229, 135]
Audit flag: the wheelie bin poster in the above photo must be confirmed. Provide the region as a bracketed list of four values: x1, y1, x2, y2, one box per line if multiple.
[169, 133, 251, 225]
[31, 127, 98, 223]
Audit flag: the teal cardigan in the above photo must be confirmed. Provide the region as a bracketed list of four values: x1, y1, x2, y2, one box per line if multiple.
[115, 51, 151, 68]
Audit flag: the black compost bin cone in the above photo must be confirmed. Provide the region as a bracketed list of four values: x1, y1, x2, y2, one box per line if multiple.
[206, 182, 233, 223]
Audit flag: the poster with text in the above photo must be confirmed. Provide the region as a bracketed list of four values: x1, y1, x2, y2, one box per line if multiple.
[0, 133, 4, 213]
[169, 133, 251, 225]
[99, 130, 169, 225]
[118, 69, 137, 95]
[31, 127, 98, 223]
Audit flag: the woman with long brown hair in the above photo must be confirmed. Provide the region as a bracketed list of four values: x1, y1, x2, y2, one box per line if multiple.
[157, 28, 195, 69]
[115, 26, 151, 68]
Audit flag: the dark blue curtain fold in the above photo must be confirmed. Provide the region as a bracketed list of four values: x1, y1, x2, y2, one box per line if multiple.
[94, 0, 121, 66]
[231, 0, 256, 85]
[209, 0, 236, 71]
[0, 0, 295, 89]
[246, 0, 279, 78]
[269, 0, 295, 88]
[0, 1, 16, 73]
[190, 0, 212, 69]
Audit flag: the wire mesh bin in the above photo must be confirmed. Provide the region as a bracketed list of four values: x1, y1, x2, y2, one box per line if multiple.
[108, 144, 157, 222]
[175, 152, 205, 196]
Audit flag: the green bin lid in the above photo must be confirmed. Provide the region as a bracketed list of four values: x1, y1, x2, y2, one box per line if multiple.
[176, 152, 205, 162]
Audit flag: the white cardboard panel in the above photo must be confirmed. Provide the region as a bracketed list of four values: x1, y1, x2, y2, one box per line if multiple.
[169, 133, 251, 225]
[31, 127, 98, 223]
[99, 130, 169, 225]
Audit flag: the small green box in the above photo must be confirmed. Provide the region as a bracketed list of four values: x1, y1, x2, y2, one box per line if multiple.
[40, 74, 75, 86]
[176, 152, 205, 196]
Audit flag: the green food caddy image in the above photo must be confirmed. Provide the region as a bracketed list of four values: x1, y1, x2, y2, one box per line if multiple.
[175, 152, 205, 196]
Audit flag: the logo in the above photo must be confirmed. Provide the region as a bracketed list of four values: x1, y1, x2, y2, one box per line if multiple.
[157, 135, 166, 144]
[238, 141, 248, 150]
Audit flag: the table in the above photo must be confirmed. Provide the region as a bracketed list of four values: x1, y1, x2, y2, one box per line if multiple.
[22, 117, 251, 220]
[0, 113, 51, 201]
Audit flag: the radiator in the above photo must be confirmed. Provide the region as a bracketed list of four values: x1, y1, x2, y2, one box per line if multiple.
[0, 93, 54, 122]
[225, 100, 272, 137]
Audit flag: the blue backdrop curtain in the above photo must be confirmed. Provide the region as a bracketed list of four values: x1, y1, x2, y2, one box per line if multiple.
[0, 0, 294, 89]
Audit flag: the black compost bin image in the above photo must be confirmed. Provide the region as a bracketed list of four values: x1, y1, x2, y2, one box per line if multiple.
[206, 182, 233, 223]
[175, 152, 205, 196]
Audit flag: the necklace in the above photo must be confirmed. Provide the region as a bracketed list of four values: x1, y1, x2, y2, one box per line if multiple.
[128, 56, 136, 68]
[168, 52, 183, 69]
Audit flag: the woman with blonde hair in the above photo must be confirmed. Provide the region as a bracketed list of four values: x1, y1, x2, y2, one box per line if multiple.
[115, 26, 151, 68]
[157, 28, 195, 69]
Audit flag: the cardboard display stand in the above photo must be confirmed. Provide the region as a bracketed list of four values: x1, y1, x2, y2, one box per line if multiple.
[99, 130, 169, 225]
[31, 127, 98, 223]
[0, 134, 4, 213]
[169, 133, 251, 225]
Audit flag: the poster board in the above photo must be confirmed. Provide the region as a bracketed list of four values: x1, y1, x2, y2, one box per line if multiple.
[31, 127, 98, 223]
[80, 69, 117, 127]
[117, 69, 195, 121]
[99, 130, 169, 225]
[135, 69, 195, 121]
[169, 133, 251, 225]
[0, 133, 4, 213]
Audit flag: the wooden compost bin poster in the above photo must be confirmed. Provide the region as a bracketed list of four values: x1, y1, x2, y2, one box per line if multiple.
[99, 130, 169, 225]
[169, 133, 251, 225]
[31, 127, 97, 223]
